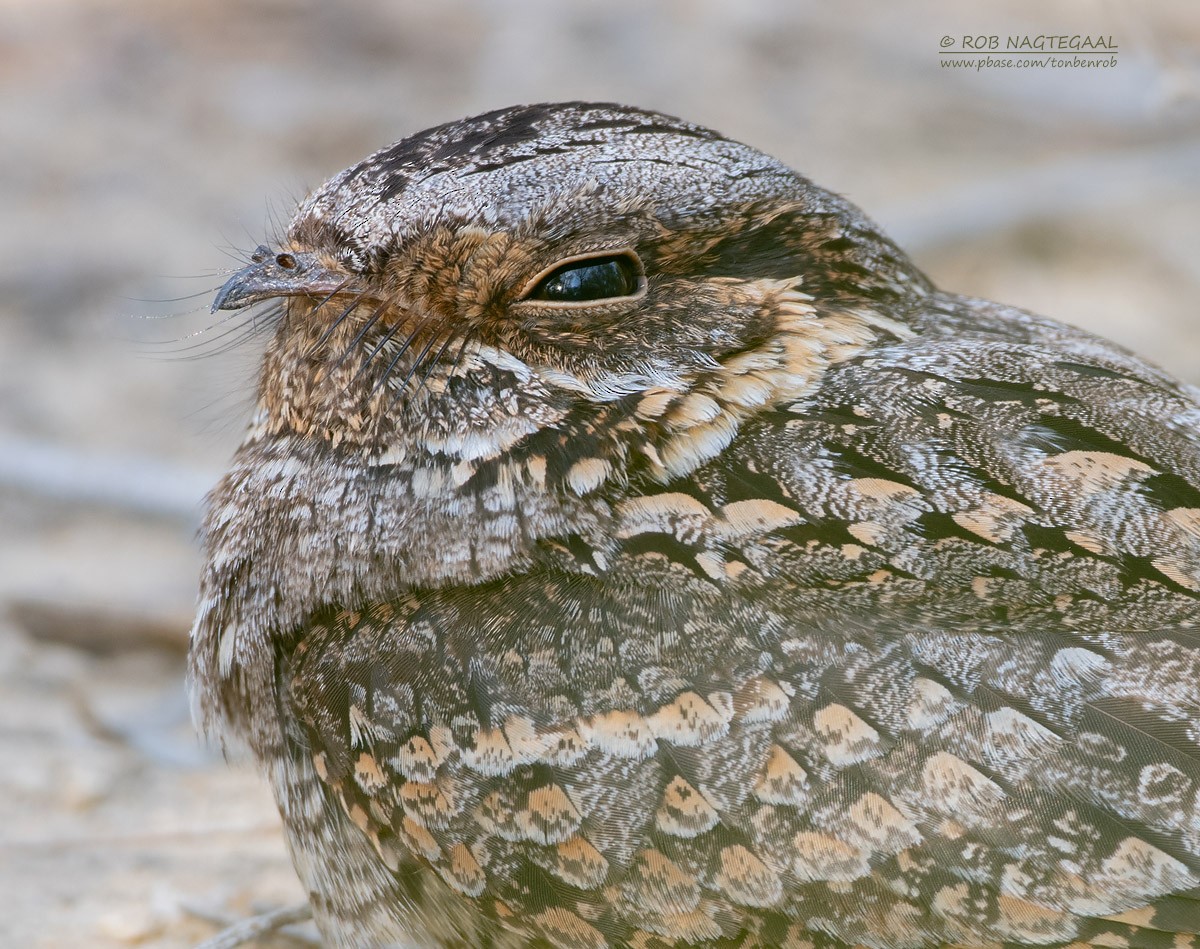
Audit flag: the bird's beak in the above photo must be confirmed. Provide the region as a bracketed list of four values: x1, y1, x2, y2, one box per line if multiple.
[211, 245, 350, 313]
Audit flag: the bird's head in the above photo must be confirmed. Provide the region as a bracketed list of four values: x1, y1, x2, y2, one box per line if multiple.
[196, 104, 931, 735]
[214, 102, 927, 485]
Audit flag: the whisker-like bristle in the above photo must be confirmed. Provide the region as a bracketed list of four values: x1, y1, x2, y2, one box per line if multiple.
[367, 311, 441, 397]
[391, 322, 448, 398]
[305, 288, 364, 357]
[444, 333, 476, 381]
[352, 320, 405, 387]
[411, 330, 460, 399]
[334, 301, 390, 372]
[142, 299, 284, 360]
[151, 304, 284, 362]
[140, 305, 274, 352]
[127, 285, 225, 305]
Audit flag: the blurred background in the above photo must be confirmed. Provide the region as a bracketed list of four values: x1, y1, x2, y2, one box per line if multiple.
[1, 0, 1198, 945]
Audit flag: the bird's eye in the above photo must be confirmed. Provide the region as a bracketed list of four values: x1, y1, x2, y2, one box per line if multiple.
[526, 253, 642, 303]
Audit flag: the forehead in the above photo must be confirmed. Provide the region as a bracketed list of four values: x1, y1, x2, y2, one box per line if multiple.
[289, 102, 800, 263]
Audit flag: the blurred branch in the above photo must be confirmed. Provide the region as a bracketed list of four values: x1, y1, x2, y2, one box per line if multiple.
[188, 904, 318, 949]
[0, 432, 216, 525]
[9, 597, 189, 654]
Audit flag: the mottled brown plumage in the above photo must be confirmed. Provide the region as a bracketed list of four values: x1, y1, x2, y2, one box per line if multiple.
[191, 103, 1200, 948]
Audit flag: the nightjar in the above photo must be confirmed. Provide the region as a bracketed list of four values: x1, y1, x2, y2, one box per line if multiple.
[191, 102, 1200, 948]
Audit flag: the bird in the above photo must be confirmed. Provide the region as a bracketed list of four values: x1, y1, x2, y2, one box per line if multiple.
[190, 102, 1200, 948]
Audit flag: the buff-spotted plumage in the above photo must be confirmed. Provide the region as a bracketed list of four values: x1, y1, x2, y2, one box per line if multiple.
[190, 103, 1200, 948]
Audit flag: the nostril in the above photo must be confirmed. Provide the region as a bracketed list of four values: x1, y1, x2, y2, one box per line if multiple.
[276, 253, 297, 269]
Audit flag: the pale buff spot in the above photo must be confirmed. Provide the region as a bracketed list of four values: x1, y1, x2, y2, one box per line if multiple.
[398, 815, 441, 862]
[952, 509, 1014, 544]
[936, 818, 968, 840]
[530, 908, 607, 949]
[347, 801, 371, 834]
[459, 726, 517, 776]
[393, 735, 441, 783]
[725, 559, 750, 579]
[714, 373, 775, 408]
[849, 477, 921, 503]
[442, 842, 486, 897]
[377, 836, 406, 872]
[971, 576, 993, 599]
[754, 745, 809, 807]
[409, 465, 447, 498]
[566, 457, 611, 496]
[648, 691, 733, 746]
[636, 909, 723, 942]
[992, 895, 1075, 942]
[1101, 905, 1156, 927]
[694, 551, 727, 580]
[623, 849, 702, 915]
[812, 703, 882, 766]
[615, 492, 712, 539]
[1039, 450, 1153, 492]
[667, 391, 722, 427]
[931, 881, 971, 917]
[525, 455, 548, 487]
[657, 414, 741, 480]
[580, 709, 657, 760]
[515, 784, 582, 845]
[656, 775, 719, 838]
[449, 459, 476, 486]
[1163, 506, 1200, 538]
[1064, 529, 1111, 555]
[634, 388, 677, 420]
[367, 798, 390, 826]
[907, 677, 957, 731]
[715, 844, 783, 907]
[842, 791, 921, 853]
[791, 831, 870, 882]
[502, 714, 555, 765]
[543, 835, 609, 889]
[717, 498, 803, 540]
[1095, 836, 1196, 899]
[733, 677, 792, 724]
[399, 779, 455, 830]
[847, 521, 887, 546]
[954, 493, 1034, 545]
[983, 707, 1063, 762]
[1152, 557, 1200, 591]
[920, 751, 1005, 820]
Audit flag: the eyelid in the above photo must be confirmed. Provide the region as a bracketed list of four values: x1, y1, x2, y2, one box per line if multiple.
[516, 249, 645, 304]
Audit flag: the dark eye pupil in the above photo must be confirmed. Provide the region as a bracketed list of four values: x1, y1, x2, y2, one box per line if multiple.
[532, 256, 639, 302]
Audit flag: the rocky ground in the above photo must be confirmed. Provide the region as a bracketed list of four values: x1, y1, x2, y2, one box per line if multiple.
[1, 0, 1198, 945]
